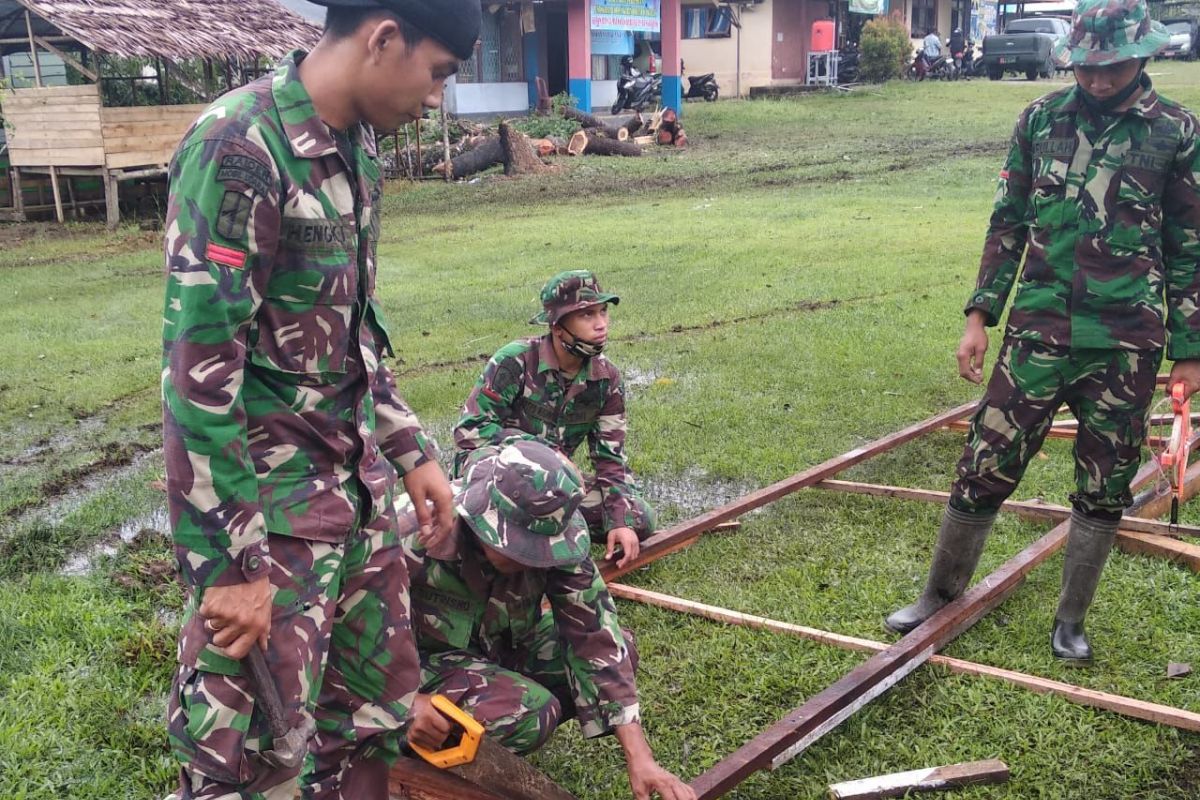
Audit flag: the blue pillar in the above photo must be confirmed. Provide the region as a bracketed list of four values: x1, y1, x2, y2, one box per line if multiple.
[661, 75, 682, 114]
[524, 31, 540, 108]
[568, 78, 592, 112]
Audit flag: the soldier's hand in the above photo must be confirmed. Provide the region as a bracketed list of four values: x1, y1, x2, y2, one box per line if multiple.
[407, 693, 455, 752]
[199, 577, 272, 660]
[404, 460, 455, 551]
[606, 527, 640, 569]
[1167, 359, 1200, 401]
[956, 311, 990, 385]
[626, 760, 696, 800]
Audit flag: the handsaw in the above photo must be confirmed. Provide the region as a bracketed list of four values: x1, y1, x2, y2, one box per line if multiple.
[1157, 381, 1192, 527]
[411, 695, 579, 800]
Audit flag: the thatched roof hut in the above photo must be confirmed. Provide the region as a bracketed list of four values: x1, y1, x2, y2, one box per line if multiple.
[0, 0, 320, 61]
[0, 0, 322, 226]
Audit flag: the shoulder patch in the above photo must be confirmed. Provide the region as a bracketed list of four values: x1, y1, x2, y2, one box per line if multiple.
[216, 153, 273, 197]
[490, 357, 524, 395]
[216, 190, 253, 241]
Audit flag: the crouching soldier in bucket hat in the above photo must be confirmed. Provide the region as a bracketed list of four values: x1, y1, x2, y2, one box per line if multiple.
[401, 440, 695, 800]
[885, 0, 1200, 663]
[453, 270, 657, 570]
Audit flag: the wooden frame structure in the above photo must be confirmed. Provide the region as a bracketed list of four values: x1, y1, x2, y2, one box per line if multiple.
[390, 396, 1200, 798]
[0, 0, 319, 227]
[592, 395, 1200, 798]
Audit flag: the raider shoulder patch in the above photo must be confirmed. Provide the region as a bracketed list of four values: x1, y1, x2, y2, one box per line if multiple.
[216, 190, 253, 240]
[216, 154, 273, 198]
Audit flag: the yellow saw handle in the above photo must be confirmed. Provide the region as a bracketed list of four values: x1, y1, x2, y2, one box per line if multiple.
[410, 694, 484, 768]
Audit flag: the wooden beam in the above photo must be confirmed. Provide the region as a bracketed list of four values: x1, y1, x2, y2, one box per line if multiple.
[32, 36, 97, 81]
[1114, 530, 1200, 572]
[24, 10, 41, 88]
[608, 584, 1200, 734]
[389, 756, 507, 800]
[685, 450, 1181, 798]
[599, 402, 979, 582]
[104, 170, 119, 230]
[48, 165, 62, 223]
[827, 759, 1010, 799]
[816, 480, 1200, 538]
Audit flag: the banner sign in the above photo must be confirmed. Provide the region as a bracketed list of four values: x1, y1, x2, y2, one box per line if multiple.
[591, 0, 661, 32]
[849, 0, 888, 15]
[591, 29, 636, 55]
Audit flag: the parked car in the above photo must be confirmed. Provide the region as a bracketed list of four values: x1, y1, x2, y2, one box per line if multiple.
[1159, 18, 1199, 60]
[981, 16, 1070, 81]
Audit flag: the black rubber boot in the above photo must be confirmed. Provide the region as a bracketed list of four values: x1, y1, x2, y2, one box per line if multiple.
[1051, 510, 1118, 663]
[885, 504, 996, 634]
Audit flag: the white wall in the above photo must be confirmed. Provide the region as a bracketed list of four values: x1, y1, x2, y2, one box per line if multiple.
[445, 82, 530, 116]
[592, 80, 619, 111]
[679, 1, 775, 97]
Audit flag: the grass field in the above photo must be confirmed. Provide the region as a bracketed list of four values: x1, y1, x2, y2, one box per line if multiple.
[3, 66, 1200, 799]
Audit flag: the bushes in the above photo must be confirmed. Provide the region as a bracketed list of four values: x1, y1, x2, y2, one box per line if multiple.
[860, 13, 912, 82]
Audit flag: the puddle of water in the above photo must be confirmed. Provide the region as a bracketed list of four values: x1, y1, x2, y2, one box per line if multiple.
[642, 466, 759, 522]
[59, 504, 169, 578]
[11, 448, 162, 531]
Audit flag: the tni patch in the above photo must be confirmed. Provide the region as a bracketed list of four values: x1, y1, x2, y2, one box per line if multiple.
[216, 191, 253, 241]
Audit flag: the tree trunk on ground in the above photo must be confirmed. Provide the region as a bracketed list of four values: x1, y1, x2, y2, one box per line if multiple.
[620, 113, 644, 137]
[561, 105, 624, 138]
[436, 136, 502, 178]
[570, 131, 643, 157]
[499, 122, 551, 176]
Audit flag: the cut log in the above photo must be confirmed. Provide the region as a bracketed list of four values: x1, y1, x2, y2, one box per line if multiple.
[674, 129, 689, 148]
[827, 760, 1010, 800]
[647, 109, 664, 134]
[436, 136, 502, 179]
[561, 105, 621, 138]
[499, 121, 550, 176]
[530, 138, 557, 157]
[621, 113, 644, 137]
[633, 135, 655, 146]
[657, 128, 675, 146]
[567, 130, 588, 156]
[389, 756, 507, 800]
[618, 128, 629, 142]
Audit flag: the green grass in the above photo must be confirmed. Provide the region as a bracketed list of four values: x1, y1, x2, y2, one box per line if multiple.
[3, 66, 1200, 798]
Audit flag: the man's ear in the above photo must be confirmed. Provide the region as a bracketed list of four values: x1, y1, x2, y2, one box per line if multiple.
[365, 17, 403, 63]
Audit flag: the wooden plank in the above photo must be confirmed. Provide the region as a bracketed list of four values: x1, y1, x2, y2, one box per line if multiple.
[100, 104, 206, 123]
[1115, 530, 1200, 572]
[608, 584, 1200, 734]
[103, 133, 189, 152]
[9, 146, 105, 167]
[33, 36, 97, 82]
[599, 402, 980, 583]
[828, 760, 1010, 799]
[816, 480, 1200, 538]
[8, 83, 99, 99]
[48, 165, 62, 223]
[102, 120, 197, 138]
[9, 132, 104, 149]
[105, 150, 173, 170]
[687, 450, 1180, 798]
[389, 755, 507, 800]
[2, 110, 103, 125]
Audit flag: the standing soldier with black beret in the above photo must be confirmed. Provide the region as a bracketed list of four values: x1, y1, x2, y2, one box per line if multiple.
[161, 2, 480, 797]
[886, 0, 1200, 664]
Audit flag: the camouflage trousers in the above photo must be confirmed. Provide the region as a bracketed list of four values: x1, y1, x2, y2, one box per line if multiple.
[418, 615, 638, 755]
[168, 519, 420, 800]
[951, 338, 1161, 518]
[580, 475, 657, 544]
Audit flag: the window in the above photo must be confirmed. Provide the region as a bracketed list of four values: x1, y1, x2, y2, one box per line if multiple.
[684, 6, 708, 39]
[707, 6, 733, 37]
[458, 6, 524, 84]
[592, 54, 622, 80]
[910, 0, 936, 37]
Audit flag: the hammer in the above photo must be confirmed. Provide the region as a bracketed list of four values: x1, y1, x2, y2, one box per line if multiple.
[244, 646, 315, 770]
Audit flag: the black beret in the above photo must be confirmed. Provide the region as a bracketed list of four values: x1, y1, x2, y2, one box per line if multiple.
[312, 0, 481, 61]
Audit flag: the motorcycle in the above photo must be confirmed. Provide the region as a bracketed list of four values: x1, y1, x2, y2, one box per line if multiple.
[681, 60, 719, 101]
[837, 42, 860, 84]
[959, 40, 986, 79]
[908, 48, 954, 80]
[611, 57, 663, 114]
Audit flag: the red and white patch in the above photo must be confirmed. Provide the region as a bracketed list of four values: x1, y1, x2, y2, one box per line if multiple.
[998, 169, 1010, 180]
[205, 242, 248, 269]
[481, 386, 504, 403]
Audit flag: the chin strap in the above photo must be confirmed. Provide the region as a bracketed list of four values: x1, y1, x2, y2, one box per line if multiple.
[1079, 67, 1148, 115]
[559, 327, 605, 359]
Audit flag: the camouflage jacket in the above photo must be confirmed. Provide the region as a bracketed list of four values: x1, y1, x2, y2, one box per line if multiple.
[401, 512, 641, 738]
[162, 52, 437, 591]
[453, 336, 637, 532]
[967, 80, 1200, 358]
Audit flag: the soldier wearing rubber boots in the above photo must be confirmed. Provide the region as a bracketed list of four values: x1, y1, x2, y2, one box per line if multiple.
[161, 2, 478, 797]
[454, 270, 656, 570]
[401, 439, 695, 800]
[885, 0, 1200, 663]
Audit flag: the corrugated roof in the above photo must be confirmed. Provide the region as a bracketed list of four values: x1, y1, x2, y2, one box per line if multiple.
[0, 0, 321, 61]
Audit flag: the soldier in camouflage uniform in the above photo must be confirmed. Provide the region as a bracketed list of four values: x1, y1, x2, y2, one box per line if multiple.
[886, 0, 1200, 662]
[454, 271, 655, 570]
[402, 440, 695, 800]
[161, 2, 479, 797]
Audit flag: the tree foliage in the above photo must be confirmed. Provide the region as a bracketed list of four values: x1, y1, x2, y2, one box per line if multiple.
[860, 13, 912, 82]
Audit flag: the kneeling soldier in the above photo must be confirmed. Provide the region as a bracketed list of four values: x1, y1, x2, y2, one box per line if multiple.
[401, 440, 695, 800]
[454, 270, 656, 568]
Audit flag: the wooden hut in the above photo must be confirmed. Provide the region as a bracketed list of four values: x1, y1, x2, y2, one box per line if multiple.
[0, 0, 320, 227]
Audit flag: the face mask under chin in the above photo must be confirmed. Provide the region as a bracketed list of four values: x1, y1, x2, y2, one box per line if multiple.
[1079, 66, 1146, 113]
[560, 329, 605, 359]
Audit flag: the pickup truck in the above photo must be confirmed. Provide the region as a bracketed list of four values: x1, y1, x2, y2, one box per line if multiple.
[981, 16, 1070, 81]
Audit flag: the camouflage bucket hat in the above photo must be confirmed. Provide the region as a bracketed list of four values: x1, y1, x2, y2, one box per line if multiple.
[530, 270, 620, 326]
[1053, 0, 1169, 66]
[457, 440, 589, 568]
